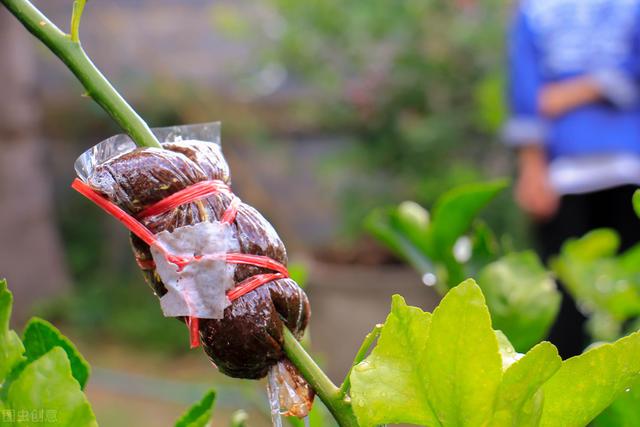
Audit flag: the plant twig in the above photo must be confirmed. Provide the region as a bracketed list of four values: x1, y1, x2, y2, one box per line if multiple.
[339, 324, 383, 395]
[282, 328, 359, 427]
[70, 0, 87, 43]
[1, 0, 160, 148]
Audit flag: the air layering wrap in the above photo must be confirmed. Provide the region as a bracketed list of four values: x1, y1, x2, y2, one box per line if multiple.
[73, 123, 313, 416]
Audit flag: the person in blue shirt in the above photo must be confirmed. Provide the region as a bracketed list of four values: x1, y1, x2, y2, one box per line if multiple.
[504, 0, 640, 358]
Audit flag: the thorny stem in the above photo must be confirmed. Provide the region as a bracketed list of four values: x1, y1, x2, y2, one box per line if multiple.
[1, 0, 360, 425]
[339, 324, 383, 395]
[1, 0, 161, 148]
[282, 328, 359, 427]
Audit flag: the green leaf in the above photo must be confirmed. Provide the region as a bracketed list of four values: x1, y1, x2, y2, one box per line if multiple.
[491, 341, 561, 427]
[0, 279, 26, 382]
[22, 317, 90, 389]
[495, 330, 521, 371]
[633, 190, 640, 219]
[175, 389, 216, 427]
[364, 207, 434, 276]
[425, 279, 503, 426]
[395, 200, 430, 239]
[351, 280, 504, 427]
[427, 179, 508, 259]
[552, 230, 640, 325]
[561, 229, 619, 261]
[478, 251, 561, 351]
[473, 73, 507, 133]
[540, 331, 640, 427]
[468, 220, 500, 273]
[5, 347, 97, 427]
[350, 295, 438, 427]
[593, 377, 640, 427]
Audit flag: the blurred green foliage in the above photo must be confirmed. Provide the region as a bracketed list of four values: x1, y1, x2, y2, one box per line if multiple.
[175, 390, 217, 427]
[478, 251, 560, 352]
[548, 191, 640, 425]
[552, 229, 640, 342]
[260, 0, 513, 234]
[365, 180, 561, 352]
[39, 275, 190, 355]
[551, 229, 640, 426]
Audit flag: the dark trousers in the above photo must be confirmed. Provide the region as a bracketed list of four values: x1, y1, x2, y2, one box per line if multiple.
[534, 184, 640, 358]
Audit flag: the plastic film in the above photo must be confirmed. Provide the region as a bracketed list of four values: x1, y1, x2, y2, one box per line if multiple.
[151, 221, 239, 319]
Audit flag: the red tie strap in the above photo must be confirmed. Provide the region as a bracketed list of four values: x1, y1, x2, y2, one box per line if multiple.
[137, 180, 235, 219]
[71, 178, 289, 348]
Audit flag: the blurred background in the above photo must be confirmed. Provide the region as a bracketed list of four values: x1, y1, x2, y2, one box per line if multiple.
[0, 0, 522, 425]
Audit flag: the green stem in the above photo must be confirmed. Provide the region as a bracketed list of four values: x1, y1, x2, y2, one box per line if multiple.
[339, 324, 382, 395]
[1, 0, 160, 148]
[282, 328, 359, 427]
[70, 0, 87, 43]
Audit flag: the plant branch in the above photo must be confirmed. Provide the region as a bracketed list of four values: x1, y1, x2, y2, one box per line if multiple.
[282, 328, 359, 427]
[339, 324, 382, 395]
[1, 0, 161, 148]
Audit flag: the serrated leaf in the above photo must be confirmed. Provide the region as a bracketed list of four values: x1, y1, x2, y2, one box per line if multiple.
[22, 317, 90, 389]
[6, 347, 97, 427]
[175, 389, 216, 427]
[350, 295, 438, 427]
[540, 331, 640, 427]
[0, 279, 26, 382]
[425, 279, 503, 426]
[491, 341, 561, 427]
[478, 251, 561, 351]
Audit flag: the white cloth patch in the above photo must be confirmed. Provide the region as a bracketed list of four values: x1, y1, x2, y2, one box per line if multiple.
[151, 221, 239, 319]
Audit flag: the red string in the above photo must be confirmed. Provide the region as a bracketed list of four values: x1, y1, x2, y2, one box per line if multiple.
[137, 180, 232, 219]
[72, 179, 157, 246]
[224, 253, 289, 276]
[220, 196, 240, 224]
[227, 273, 287, 301]
[188, 316, 200, 349]
[71, 178, 289, 349]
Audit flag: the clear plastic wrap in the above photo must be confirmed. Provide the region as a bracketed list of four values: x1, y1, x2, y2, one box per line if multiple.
[72, 123, 314, 416]
[74, 122, 222, 181]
